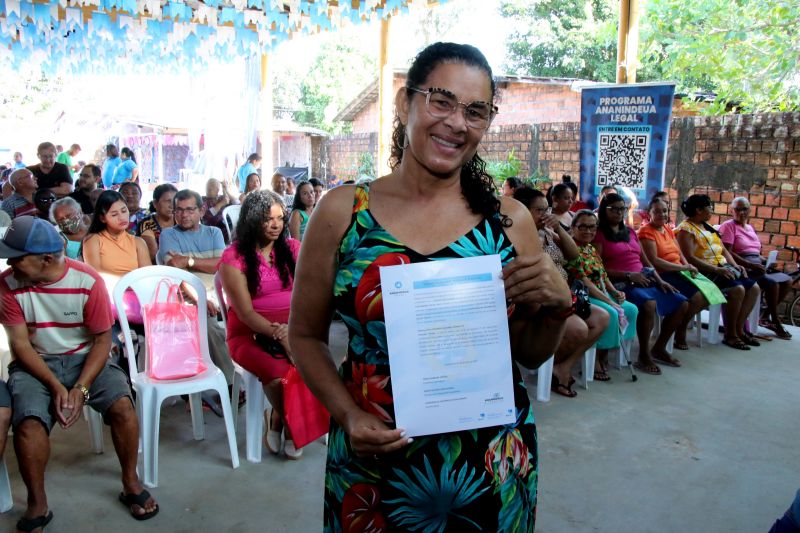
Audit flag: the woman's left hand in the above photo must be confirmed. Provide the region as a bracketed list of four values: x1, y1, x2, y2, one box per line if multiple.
[502, 253, 572, 311]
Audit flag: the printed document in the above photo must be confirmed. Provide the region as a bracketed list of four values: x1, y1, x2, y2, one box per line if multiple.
[380, 254, 516, 437]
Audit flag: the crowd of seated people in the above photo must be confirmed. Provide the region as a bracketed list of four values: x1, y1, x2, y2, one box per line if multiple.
[500, 179, 790, 396]
[0, 141, 337, 529]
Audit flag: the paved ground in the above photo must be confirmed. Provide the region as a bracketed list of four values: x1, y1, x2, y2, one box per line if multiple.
[1, 321, 798, 532]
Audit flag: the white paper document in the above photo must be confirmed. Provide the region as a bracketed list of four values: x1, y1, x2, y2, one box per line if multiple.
[380, 254, 516, 437]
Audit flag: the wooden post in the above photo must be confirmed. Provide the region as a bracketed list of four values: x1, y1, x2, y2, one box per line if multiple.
[260, 52, 274, 177]
[616, 0, 641, 84]
[616, 0, 630, 83]
[377, 17, 393, 178]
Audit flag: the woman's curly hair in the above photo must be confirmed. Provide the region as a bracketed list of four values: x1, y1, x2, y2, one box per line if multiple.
[388, 42, 508, 227]
[234, 191, 295, 294]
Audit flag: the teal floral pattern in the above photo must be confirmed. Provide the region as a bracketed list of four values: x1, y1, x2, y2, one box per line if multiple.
[325, 183, 538, 532]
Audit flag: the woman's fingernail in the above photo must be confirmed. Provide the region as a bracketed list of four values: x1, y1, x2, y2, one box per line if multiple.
[400, 430, 407, 438]
[406, 437, 414, 443]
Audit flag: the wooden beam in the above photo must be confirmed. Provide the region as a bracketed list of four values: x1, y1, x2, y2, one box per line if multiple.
[616, 0, 629, 83]
[260, 52, 274, 177]
[377, 16, 393, 178]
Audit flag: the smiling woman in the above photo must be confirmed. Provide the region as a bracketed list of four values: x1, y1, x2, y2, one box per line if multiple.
[290, 42, 572, 532]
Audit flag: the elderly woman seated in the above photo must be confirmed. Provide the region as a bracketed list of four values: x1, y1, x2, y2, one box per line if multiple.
[594, 193, 689, 374]
[719, 197, 793, 339]
[638, 196, 722, 351]
[570, 210, 640, 380]
[676, 194, 761, 350]
[514, 188, 609, 396]
[49, 197, 89, 259]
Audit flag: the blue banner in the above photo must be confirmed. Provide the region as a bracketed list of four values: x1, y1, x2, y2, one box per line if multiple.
[579, 83, 675, 208]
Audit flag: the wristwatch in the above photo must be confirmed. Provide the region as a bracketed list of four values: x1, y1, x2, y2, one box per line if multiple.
[188, 257, 195, 269]
[625, 272, 632, 281]
[74, 383, 90, 403]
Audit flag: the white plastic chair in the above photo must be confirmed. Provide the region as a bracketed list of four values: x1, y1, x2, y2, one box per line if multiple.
[114, 266, 239, 488]
[222, 205, 241, 241]
[0, 458, 11, 513]
[214, 272, 270, 463]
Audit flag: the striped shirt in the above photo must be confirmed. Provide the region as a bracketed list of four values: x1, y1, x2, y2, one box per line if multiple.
[0, 193, 37, 219]
[0, 259, 114, 356]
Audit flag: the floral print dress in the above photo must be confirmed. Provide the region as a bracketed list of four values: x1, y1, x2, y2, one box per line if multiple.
[325, 183, 538, 533]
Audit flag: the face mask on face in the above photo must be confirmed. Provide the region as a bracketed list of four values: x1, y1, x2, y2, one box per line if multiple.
[58, 215, 82, 234]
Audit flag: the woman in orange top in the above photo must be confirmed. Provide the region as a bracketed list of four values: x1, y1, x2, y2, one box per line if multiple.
[638, 197, 709, 354]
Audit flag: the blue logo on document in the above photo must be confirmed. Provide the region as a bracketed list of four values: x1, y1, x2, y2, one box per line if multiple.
[395, 281, 402, 289]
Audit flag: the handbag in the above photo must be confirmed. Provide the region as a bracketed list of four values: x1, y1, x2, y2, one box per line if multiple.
[282, 366, 330, 449]
[144, 279, 207, 380]
[570, 280, 592, 319]
[254, 333, 288, 358]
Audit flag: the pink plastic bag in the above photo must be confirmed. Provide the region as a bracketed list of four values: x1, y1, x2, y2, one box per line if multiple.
[282, 366, 330, 449]
[144, 279, 207, 380]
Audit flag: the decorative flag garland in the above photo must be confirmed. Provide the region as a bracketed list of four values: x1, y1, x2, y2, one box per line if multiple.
[0, 0, 444, 75]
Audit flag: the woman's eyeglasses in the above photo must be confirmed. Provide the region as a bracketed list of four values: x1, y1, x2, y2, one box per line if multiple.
[605, 206, 628, 214]
[733, 206, 750, 212]
[408, 87, 498, 130]
[576, 224, 598, 231]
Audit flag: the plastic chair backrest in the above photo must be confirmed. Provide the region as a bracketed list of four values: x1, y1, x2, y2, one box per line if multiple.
[213, 271, 228, 328]
[222, 205, 241, 241]
[765, 249, 778, 269]
[113, 266, 212, 378]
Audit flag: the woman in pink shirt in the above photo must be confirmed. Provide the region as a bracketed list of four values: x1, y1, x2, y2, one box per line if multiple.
[594, 193, 688, 373]
[220, 191, 303, 459]
[719, 197, 792, 339]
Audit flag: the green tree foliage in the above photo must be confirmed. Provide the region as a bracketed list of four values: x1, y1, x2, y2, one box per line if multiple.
[642, 0, 800, 112]
[288, 40, 375, 134]
[501, 0, 799, 113]
[501, 0, 619, 81]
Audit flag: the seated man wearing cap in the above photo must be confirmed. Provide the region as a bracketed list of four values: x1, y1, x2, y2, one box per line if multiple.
[0, 216, 159, 531]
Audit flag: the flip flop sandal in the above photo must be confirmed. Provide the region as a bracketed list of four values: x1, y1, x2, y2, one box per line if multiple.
[741, 334, 761, 347]
[653, 355, 682, 367]
[773, 327, 792, 340]
[593, 370, 611, 381]
[633, 362, 662, 375]
[722, 338, 750, 351]
[16, 510, 54, 532]
[673, 342, 689, 350]
[551, 376, 577, 398]
[119, 490, 159, 521]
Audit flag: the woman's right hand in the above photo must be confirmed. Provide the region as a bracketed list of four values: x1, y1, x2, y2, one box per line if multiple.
[628, 272, 651, 286]
[342, 408, 411, 456]
[716, 265, 737, 280]
[613, 290, 626, 304]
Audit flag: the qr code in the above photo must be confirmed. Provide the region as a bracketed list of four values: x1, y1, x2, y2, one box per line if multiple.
[596, 131, 650, 189]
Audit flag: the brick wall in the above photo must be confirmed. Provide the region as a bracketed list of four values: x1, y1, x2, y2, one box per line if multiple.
[324, 132, 378, 183]
[493, 82, 581, 126]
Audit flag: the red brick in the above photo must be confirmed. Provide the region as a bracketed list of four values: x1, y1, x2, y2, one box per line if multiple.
[707, 190, 722, 202]
[773, 207, 789, 219]
[788, 152, 800, 166]
[759, 232, 772, 244]
[771, 234, 787, 247]
[722, 191, 735, 202]
[780, 221, 797, 235]
[757, 206, 775, 219]
[764, 220, 780, 233]
[789, 209, 800, 221]
[750, 218, 765, 231]
[771, 153, 787, 165]
[789, 236, 800, 248]
[749, 193, 766, 205]
[766, 193, 780, 205]
[781, 195, 799, 207]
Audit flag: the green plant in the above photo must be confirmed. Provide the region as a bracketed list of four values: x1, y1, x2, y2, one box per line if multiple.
[357, 152, 376, 180]
[486, 149, 549, 190]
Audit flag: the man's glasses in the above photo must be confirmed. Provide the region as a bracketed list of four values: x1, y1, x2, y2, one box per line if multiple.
[408, 87, 498, 130]
[576, 224, 598, 231]
[174, 207, 199, 214]
[606, 206, 628, 214]
[733, 206, 750, 212]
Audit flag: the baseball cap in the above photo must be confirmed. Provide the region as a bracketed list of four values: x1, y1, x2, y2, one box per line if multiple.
[0, 216, 64, 258]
